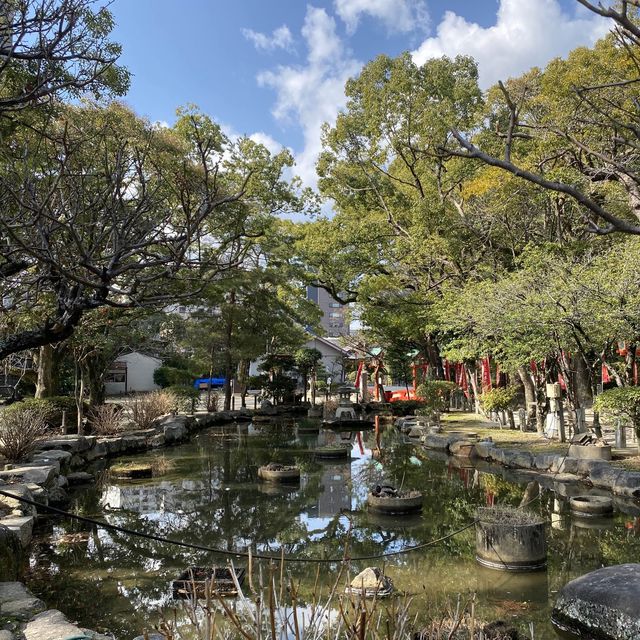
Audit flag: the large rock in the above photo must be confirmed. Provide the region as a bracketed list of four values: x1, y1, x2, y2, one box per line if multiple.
[552, 564, 640, 640]
[0, 465, 57, 488]
[23, 609, 110, 640]
[589, 463, 623, 489]
[0, 515, 34, 547]
[0, 526, 23, 580]
[31, 449, 72, 472]
[0, 582, 44, 620]
[36, 435, 93, 453]
[613, 472, 640, 498]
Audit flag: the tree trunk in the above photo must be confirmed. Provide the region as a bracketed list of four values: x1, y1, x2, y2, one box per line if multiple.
[237, 359, 250, 408]
[466, 363, 481, 413]
[35, 344, 55, 398]
[223, 290, 236, 411]
[82, 361, 105, 407]
[518, 365, 536, 431]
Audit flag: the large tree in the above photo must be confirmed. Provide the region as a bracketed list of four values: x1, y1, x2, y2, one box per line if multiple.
[0, 103, 309, 359]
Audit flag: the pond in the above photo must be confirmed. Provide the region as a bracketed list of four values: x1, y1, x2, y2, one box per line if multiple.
[25, 421, 640, 639]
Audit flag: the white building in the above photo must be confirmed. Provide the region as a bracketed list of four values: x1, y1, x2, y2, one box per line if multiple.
[104, 350, 162, 395]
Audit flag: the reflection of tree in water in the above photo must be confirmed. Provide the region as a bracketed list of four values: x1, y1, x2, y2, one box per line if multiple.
[26, 426, 640, 637]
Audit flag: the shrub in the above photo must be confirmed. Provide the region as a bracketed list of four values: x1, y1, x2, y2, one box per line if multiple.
[206, 392, 220, 413]
[153, 365, 192, 388]
[15, 396, 78, 428]
[480, 386, 517, 413]
[167, 385, 200, 413]
[416, 380, 457, 413]
[89, 404, 124, 435]
[594, 386, 640, 439]
[0, 406, 48, 461]
[130, 390, 175, 429]
[390, 399, 428, 416]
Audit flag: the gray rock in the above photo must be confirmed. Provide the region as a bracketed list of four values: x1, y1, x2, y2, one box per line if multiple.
[533, 454, 555, 471]
[0, 484, 36, 516]
[551, 457, 579, 475]
[473, 441, 495, 459]
[23, 609, 110, 640]
[589, 463, 623, 489]
[163, 422, 187, 443]
[31, 449, 72, 469]
[36, 435, 93, 453]
[501, 450, 534, 469]
[422, 434, 458, 451]
[0, 630, 15, 640]
[0, 582, 45, 620]
[553, 564, 640, 640]
[66, 471, 93, 485]
[47, 486, 69, 506]
[613, 472, 640, 498]
[84, 441, 107, 461]
[0, 526, 23, 580]
[0, 464, 57, 488]
[0, 515, 34, 547]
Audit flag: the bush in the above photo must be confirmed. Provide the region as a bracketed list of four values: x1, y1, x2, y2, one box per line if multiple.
[390, 400, 428, 416]
[153, 366, 192, 388]
[594, 386, 640, 437]
[206, 392, 220, 413]
[130, 390, 175, 429]
[167, 385, 200, 413]
[88, 404, 124, 435]
[0, 406, 48, 461]
[416, 381, 457, 413]
[14, 396, 78, 428]
[480, 387, 517, 413]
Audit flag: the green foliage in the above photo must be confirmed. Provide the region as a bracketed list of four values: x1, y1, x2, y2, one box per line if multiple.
[594, 387, 640, 434]
[154, 366, 192, 388]
[9, 396, 78, 428]
[390, 400, 428, 416]
[416, 381, 457, 412]
[480, 387, 518, 412]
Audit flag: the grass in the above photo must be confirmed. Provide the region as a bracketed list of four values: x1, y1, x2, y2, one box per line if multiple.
[611, 455, 640, 470]
[440, 411, 570, 454]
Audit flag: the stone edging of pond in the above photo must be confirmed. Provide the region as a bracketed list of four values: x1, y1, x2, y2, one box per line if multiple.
[0, 410, 252, 639]
[0, 580, 112, 640]
[422, 433, 640, 499]
[0, 410, 249, 555]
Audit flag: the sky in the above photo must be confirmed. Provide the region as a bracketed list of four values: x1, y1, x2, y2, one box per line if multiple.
[109, 0, 610, 193]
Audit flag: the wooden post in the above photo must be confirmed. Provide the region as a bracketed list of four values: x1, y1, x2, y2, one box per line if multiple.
[557, 398, 566, 443]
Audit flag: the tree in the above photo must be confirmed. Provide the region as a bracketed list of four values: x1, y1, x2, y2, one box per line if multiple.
[295, 348, 322, 403]
[448, 12, 640, 235]
[0, 0, 129, 114]
[0, 103, 306, 359]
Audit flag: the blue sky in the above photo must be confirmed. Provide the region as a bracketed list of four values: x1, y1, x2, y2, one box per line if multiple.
[110, 0, 609, 189]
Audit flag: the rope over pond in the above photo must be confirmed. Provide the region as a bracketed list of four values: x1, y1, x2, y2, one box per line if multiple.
[0, 487, 475, 563]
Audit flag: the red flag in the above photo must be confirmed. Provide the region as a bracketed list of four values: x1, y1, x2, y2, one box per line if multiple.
[481, 356, 492, 391]
[601, 362, 610, 384]
[444, 359, 451, 381]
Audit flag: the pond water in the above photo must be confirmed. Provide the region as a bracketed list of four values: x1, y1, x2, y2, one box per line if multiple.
[25, 421, 640, 639]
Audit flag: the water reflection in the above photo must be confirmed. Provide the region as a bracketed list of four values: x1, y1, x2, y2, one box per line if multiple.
[25, 420, 640, 639]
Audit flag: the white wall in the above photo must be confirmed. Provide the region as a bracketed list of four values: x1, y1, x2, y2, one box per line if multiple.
[105, 352, 162, 395]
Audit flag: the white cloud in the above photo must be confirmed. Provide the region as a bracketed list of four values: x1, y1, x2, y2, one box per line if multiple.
[412, 0, 610, 88]
[257, 6, 361, 188]
[334, 0, 429, 34]
[248, 131, 285, 155]
[242, 25, 294, 52]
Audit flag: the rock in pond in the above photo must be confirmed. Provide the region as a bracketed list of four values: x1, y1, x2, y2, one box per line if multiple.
[345, 567, 393, 598]
[552, 563, 640, 640]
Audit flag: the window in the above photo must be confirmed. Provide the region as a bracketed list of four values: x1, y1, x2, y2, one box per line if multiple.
[105, 371, 126, 383]
[329, 312, 342, 318]
[329, 302, 341, 308]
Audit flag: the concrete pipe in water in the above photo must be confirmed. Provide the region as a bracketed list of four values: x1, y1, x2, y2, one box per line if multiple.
[475, 506, 547, 571]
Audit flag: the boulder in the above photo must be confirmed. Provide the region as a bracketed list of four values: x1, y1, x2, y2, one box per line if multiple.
[501, 450, 534, 469]
[613, 472, 640, 498]
[552, 564, 640, 640]
[0, 526, 23, 580]
[24, 609, 110, 640]
[0, 582, 44, 620]
[84, 441, 108, 461]
[0, 515, 34, 547]
[31, 449, 72, 472]
[163, 422, 187, 443]
[533, 454, 555, 471]
[422, 434, 457, 451]
[0, 484, 36, 516]
[550, 456, 579, 475]
[36, 435, 93, 453]
[0, 464, 57, 488]
[474, 440, 496, 459]
[589, 464, 623, 490]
